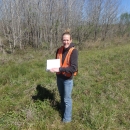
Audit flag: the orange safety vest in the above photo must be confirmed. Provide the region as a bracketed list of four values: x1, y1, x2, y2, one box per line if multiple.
[56, 46, 77, 77]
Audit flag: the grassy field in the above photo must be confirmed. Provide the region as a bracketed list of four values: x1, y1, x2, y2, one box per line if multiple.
[0, 43, 130, 130]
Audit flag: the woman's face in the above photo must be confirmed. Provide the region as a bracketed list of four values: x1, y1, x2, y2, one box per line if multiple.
[62, 34, 72, 48]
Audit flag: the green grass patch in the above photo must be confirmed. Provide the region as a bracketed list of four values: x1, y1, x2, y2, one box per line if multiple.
[0, 44, 130, 129]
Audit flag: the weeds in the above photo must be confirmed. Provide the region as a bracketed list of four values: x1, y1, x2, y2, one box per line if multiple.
[0, 44, 130, 129]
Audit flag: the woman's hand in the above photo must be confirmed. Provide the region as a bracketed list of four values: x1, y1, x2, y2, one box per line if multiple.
[49, 68, 59, 73]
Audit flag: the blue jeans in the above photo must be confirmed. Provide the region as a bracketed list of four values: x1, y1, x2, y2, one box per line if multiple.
[57, 76, 73, 122]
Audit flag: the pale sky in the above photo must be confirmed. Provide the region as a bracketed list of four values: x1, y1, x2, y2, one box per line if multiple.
[120, 0, 130, 13]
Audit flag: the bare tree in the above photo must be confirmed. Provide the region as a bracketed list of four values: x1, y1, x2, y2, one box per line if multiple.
[0, 0, 121, 52]
[100, 0, 120, 40]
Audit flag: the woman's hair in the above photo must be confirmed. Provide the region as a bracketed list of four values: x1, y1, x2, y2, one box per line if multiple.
[62, 29, 72, 40]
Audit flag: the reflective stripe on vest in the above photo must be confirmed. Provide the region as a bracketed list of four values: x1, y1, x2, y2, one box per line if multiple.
[56, 46, 77, 77]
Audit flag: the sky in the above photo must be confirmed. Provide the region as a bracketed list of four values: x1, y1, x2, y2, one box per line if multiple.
[120, 0, 130, 14]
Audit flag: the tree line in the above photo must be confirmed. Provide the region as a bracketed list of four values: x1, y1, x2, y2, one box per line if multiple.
[0, 0, 130, 53]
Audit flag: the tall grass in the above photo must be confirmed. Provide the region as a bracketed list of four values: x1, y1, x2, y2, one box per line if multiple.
[0, 44, 130, 130]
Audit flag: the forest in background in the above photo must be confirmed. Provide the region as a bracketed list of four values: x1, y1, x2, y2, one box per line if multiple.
[0, 0, 130, 53]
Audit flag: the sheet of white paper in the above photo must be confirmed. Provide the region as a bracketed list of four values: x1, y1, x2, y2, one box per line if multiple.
[46, 59, 60, 71]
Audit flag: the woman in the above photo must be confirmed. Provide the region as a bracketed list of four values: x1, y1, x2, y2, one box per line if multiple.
[50, 30, 78, 123]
